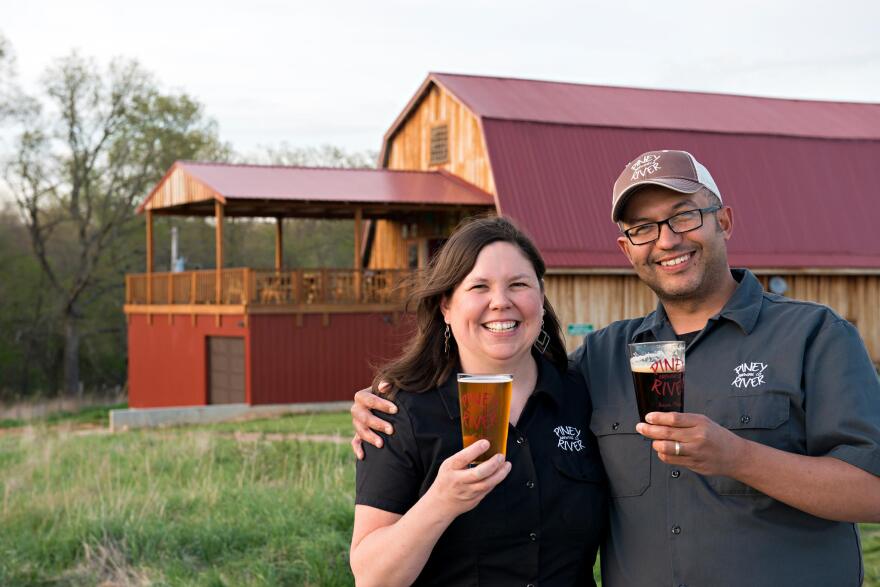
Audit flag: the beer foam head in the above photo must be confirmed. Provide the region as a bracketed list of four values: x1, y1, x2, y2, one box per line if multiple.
[457, 373, 513, 383]
[629, 352, 684, 374]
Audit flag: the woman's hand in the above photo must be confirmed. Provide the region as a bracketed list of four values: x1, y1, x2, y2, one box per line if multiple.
[351, 381, 396, 459]
[425, 439, 513, 518]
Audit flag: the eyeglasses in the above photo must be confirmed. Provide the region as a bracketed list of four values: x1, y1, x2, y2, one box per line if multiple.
[622, 206, 722, 245]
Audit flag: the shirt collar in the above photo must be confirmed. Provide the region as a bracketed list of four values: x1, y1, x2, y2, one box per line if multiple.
[631, 268, 763, 342]
[437, 351, 564, 420]
[716, 268, 763, 335]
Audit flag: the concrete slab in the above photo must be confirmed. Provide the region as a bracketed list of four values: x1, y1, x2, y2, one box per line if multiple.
[110, 401, 352, 431]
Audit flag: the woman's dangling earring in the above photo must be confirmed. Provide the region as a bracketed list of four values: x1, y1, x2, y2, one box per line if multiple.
[444, 323, 451, 355]
[534, 319, 550, 354]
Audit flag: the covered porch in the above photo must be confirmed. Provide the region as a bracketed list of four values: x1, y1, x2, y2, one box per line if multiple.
[126, 162, 495, 318]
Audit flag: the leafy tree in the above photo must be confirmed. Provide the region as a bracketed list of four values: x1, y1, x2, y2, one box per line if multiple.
[3, 52, 228, 395]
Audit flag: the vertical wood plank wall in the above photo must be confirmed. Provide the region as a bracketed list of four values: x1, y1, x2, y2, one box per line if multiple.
[385, 84, 494, 192]
[372, 82, 495, 269]
[368, 220, 407, 269]
[144, 165, 217, 210]
[546, 273, 880, 363]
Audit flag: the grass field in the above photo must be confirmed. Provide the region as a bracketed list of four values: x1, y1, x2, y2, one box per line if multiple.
[0, 408, 878, 586]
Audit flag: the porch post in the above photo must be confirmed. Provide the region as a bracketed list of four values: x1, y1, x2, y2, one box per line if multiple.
[146, 210, 154, 306]
[275, 216, 283, 272]
[215, 200, 224, 304]
[354, 207, 363, 302]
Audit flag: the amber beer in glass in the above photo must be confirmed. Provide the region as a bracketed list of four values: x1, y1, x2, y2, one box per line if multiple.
[457, 374, 513, 463]
[627, 341, 685, 422]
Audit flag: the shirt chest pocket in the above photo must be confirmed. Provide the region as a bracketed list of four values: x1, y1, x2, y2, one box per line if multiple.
[703, 392, 791, 495]
[552, 452, 607, 533]
[589, 407, 651, 498]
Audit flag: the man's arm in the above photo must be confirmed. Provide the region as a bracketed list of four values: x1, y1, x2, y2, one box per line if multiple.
[351, 383, 397, 459]
[637, 412, 880, 522]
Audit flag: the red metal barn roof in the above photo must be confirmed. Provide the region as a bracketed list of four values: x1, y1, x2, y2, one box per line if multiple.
[430, 73, 880, 140]
[482, 120, 880, 269]
[389, 73, 880, 270]
[139, 162, 494, 215]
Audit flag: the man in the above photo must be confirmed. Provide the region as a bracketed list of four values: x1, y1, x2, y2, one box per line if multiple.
[351, 150, 880, 586]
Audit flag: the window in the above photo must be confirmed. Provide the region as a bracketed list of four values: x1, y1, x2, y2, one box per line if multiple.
[429, 124, 449, 165]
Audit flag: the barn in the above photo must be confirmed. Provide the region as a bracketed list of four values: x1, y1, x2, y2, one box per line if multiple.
[124, 73, 880, 408]
[374, 73, 880, 359]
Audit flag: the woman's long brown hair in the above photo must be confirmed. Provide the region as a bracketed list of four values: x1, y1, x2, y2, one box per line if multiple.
[373, 215, 569, 394]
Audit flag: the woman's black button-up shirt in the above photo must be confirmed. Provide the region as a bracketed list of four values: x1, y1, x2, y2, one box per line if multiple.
[356, 356, 608, 586]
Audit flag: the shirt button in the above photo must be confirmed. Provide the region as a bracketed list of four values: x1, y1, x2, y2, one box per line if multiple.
[516, 437, 525, 444]
[740, 415, 751, 424]
[671, 525, 682, 535]
[526, 481, 535, 489]
[612, 422, 620, 431]
[671, 469, 681, 478]
[529, 532, 537, 541]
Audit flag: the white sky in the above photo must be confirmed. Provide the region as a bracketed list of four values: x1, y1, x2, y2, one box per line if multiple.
[3, 0, 880, 155]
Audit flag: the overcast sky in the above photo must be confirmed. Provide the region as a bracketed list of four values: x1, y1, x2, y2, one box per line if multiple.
[4, 0, 880, 155]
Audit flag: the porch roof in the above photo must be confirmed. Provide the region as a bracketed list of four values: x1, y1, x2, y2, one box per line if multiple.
[138, 161, 495, 218]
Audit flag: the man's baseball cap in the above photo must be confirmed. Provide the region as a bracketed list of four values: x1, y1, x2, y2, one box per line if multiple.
[611, 150, 722, 222]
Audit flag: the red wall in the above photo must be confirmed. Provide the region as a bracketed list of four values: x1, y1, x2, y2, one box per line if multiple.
[127, 314, 249, 408]
[248, 313, 411, 404]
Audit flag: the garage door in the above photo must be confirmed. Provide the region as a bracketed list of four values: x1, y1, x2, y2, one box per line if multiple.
[208, 337, 246, 404]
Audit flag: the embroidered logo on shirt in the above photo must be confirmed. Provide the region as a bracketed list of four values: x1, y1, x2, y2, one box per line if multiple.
[554, 425, 584, 452]
[731, 362, 767, 389]
[630, 153, 661, 180]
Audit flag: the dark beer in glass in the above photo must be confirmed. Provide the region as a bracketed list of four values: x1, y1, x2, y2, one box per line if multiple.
[627, 341, 685, 422]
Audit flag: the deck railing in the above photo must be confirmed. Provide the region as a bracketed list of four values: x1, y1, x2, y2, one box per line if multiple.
[125, 268, 413, 308]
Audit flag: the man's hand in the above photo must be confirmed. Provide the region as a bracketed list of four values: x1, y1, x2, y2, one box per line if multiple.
[351, 381, 397, 459]
[635, 411, 747, 477]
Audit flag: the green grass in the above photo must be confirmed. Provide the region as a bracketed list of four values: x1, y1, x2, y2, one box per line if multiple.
[0, 425, 355, 586]
[0, 412, 878, 586]
[0, 402, 127, 429]
[865, 523, 880, 584]
[203, 411, 352, 437]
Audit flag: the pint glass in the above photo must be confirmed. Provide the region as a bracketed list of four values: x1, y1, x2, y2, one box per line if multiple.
[627, 341, 685, 422]
[457, 374, 513, 464]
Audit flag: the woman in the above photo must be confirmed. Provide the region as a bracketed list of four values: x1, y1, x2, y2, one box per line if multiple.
[350, 216, 606, 586]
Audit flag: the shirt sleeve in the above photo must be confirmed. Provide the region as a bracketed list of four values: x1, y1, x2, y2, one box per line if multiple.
[804, 318, 880, 476]
[355, 397, 425, 515]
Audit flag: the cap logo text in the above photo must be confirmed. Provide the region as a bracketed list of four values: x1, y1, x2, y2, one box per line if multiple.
[630, 154, 661, 180]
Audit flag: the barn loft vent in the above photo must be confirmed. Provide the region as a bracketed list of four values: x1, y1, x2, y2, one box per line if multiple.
[429, 124, 449, 165]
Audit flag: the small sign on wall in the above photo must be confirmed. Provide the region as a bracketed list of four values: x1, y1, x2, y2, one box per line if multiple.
[567, 323, 594, 336]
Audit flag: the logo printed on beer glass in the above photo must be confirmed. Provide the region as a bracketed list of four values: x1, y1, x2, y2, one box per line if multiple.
[650, 357, 684, 398]
[553, 425, 584, 452]
[460, 390, 500, 431]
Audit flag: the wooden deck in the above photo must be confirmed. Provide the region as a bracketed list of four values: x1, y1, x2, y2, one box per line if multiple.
[124, 268, 413, 314]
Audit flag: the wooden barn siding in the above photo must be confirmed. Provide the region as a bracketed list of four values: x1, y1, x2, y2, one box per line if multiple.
[248, 313, 413, 404]
[144, 166, 216, 211]
[546, 273, 880, 363]
[386, 83, 494, 193]
[368, 219, 406, 269]
[127, 313, 249, 408]
[372, 83, 496, 269]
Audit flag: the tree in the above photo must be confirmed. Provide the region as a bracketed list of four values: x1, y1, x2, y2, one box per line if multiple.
[244, 142, 377, 169]
[3, 52, 228, 395]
